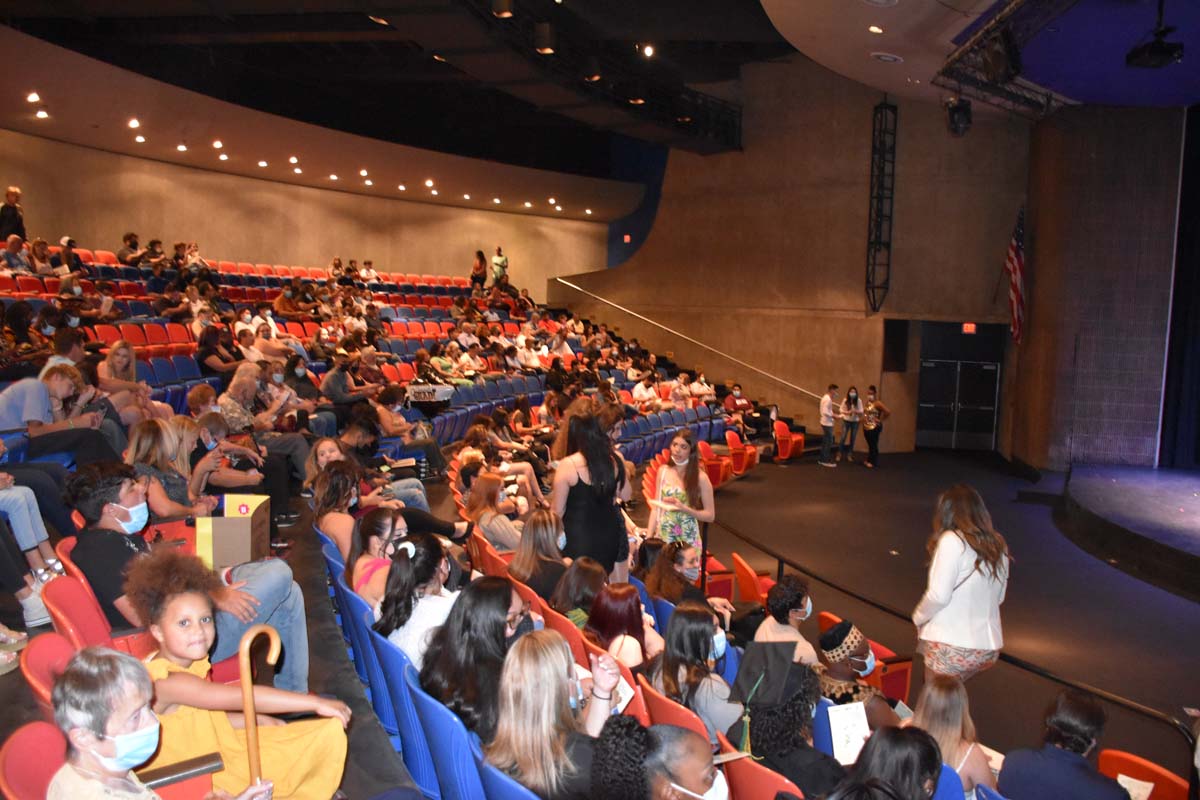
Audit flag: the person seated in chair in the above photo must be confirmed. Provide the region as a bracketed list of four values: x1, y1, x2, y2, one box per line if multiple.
[64, 462, 312, 693]
[814, 620, 900, 730]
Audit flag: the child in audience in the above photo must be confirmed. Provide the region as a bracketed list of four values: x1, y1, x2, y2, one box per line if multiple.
[486, 629, 620, 800]
[123, 549, 350, 800]
[374, 533, 458, 669]
[911, 674, 997, 799]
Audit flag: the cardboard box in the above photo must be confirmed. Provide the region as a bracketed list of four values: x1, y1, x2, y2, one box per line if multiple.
[194, 494, 270, 571]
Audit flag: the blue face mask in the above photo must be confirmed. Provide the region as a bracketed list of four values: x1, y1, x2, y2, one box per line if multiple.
[556, 533, 567, 552]
[204, 436, 218, 451]
[711, 628, 727, 661]
[92, 716, 160, 772]
[682, 566, 700, 583]
[851, 650, 877, 677]
[113, 501, 149, 535]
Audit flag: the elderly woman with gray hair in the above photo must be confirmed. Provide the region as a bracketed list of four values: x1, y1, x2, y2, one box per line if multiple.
[49, 647, 273, 800]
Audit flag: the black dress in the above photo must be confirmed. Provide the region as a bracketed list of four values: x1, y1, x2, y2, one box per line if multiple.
[561, 459, 627, 573]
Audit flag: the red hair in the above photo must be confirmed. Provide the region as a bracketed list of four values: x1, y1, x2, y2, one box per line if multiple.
[584, 583, 645, 657]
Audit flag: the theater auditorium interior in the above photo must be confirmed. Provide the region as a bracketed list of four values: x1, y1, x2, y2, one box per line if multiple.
[0, 1, 1197, 799]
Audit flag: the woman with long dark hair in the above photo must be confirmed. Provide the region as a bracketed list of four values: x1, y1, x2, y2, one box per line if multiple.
[912, 484, 1010, 681]
[834, 727, 943, 800]
[583, 583, 662, 670]
[647, 601, 742, 744]
[552, 414, 631, 577]
[419, 575, 524, 742]
[346, 507, 407, 609]
[549, 557, 608, 629]
[646, 431, 714, 552]
[373, 533, 456, 669]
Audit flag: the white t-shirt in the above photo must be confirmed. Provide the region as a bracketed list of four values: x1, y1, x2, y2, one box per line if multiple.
[819, 394, 837, 427]
[386, 589, 459, 671]
[632, 382, 659, 404]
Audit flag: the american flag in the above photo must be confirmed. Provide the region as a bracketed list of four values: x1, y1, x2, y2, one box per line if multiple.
[1005, 207, 1026, 343]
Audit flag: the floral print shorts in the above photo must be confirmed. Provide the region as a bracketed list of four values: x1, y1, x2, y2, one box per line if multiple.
[918, 639, 999, 682]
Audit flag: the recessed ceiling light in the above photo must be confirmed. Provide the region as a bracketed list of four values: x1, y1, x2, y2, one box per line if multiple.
[676, 115, 692, 123]
[491, 0, 513, 18]
[548, 197, 556, 204]
[493, 198, 501, 204]
[359, 169, 368, 177]
[871, 52, 904, 63]
[26, 92, 40, 103]
[364, 179, 373, 186]
[212, 140, 223, 149]
[641, 44, 655, 58]
[398, 184, 407, 191]
[555, 205, 563, 212]
[293, 167, 302, 174]
[258, 160, 268, 167]
[35, 109, 49, 119]
[288, 156, 299, 164]
[463, 194, 471, 200]
[628, 97, 645, 105]
[218, 153, 229, 161]
[432, 54, 446, 63]
[368, 15, 389, 25]
[330, 174, 338, 180]
[176, 144, 187, 152]
[134, 135, 146, 143]
[868, 25, 884, 34]
[431, 189, 439, 196]
[524, 201, 532, 208]
[585, 209, 592, 215]
[127, 118, 140, 129]
[425, 179, 435, 187]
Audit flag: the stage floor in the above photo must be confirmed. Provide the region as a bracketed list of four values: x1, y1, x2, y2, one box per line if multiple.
[701, 450, 1199, 775]
[1068, 465, 1200, 558]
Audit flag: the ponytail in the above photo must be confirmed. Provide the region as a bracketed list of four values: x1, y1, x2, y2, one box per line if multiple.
[374, 534, 443, 636]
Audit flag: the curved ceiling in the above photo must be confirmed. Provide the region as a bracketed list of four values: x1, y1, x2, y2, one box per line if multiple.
[0, 25, 644, 223]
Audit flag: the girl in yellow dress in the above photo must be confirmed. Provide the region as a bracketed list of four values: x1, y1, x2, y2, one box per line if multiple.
[124, 550, 351, 800]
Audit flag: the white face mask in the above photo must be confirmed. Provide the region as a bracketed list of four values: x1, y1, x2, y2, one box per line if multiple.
[670, 770, 729, 800]
[672, 454, 689, 467]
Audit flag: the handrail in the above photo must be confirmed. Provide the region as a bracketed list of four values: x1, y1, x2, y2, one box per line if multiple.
[710, 517, 1198, 750]
[553, 277, 823, 402]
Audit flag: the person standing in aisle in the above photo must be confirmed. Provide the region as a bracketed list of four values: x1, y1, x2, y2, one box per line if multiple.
[491, 245, 509, 285]
[837, 386, 864, 463]
[862, 384, 891, 469]
[818, 384, 839, 468]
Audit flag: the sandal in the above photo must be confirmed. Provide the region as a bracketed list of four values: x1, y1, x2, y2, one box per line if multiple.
[0, 650, 17, 676]
[0, 624, 26, 653]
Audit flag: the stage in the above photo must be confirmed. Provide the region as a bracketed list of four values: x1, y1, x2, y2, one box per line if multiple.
[1063, 465, 1200, 603]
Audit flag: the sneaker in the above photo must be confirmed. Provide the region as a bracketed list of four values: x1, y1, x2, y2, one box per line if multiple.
[818, 461, 837, 468]
[20, 591, 50, 628]
[299, 488, 314, 499]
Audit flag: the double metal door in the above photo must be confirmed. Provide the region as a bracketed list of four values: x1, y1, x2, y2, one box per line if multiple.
[916, 360, 1000, 450]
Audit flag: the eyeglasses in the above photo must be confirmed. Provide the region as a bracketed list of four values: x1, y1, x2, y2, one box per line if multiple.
[505, 601, 531, 629]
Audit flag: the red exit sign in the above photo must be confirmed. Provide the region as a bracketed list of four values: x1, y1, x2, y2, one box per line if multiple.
[961, 322, 977, 334]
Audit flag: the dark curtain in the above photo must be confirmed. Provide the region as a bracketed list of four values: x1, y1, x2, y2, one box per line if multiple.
[1160, 104, 1200, 469]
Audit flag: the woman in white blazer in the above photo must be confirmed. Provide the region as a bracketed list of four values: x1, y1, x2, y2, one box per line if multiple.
[912, 484, 1010, 681]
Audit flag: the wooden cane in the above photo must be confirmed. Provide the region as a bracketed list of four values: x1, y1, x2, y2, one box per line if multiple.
[237, 624, 281, 784]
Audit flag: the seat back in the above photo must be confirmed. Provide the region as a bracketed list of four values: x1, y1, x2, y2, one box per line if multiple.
[19, 632, 77, 714]
[581, 637, 649, 726]
[0, 721, 67, 800]
[478, 761, 540, 800]
[54, 538, 100, 608]
[41, 575, 113, 650]
[812, 697, 835, 756]
[932, 764, 965, 800]
[404, 664, 486, 800]
[715, 731, 803, 799]
[1097, 749, 1188, 800]
[730, 552, 767, 604]
[541, 604, 588, 668]
[652, 597, 676, 633]
[367, 628, 441, 799]
[636, 674, 709, 739]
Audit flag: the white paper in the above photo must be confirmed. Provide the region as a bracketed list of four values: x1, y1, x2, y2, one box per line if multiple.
[826, 701, 871, 765]
[613, 674, 635, 713]
[1116, 774, 1154, 800]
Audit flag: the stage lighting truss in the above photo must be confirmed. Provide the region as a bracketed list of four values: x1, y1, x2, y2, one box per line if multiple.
[933, 0, 1079, 119]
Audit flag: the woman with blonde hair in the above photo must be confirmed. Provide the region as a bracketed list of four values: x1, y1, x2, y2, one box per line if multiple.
[507, 509, 568, 602]
[466, 471, 523, 551]
[912, 484, 1010, 681]
[125, 419, 219, 520]
[485, 629, 620, 800]
[912, 674, 997, 799]
[97, 339, 173, 423]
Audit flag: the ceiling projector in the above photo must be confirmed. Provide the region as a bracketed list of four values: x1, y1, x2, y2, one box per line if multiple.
[1127, 0, 1184, 68]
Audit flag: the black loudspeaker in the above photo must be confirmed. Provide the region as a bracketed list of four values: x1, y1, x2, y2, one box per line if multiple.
[883, 319, 909, 372]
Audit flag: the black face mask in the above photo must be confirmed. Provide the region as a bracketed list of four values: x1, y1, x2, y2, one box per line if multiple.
[505, 614, 535, 650]
[355, 442, 377, 458]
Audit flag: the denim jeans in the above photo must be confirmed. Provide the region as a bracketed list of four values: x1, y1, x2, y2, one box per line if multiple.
[821, 425, 834, 463]
[0, 486, 49, 550]
[212, 559, 308, 693]
[309, 410, 338, 438]
[388, 477, 430, 512]
[839, 421, 860, 455]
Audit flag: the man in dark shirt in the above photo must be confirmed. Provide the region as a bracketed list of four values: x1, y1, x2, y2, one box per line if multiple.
[998, 690, 1130, 800]
[115, 232, 148, 266]
[50, 236, 85, 273]
[0, 186, 25, 241]
[64, 461, 312, 692]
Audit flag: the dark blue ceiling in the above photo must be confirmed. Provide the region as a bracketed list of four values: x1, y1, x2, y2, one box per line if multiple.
[959, 0, 1200, 107]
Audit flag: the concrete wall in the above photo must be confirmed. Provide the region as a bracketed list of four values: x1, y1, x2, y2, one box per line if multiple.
[1004, 106, 1183, 469]
[550, 54, 1030, 451]
[0, 128, 606, 303]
